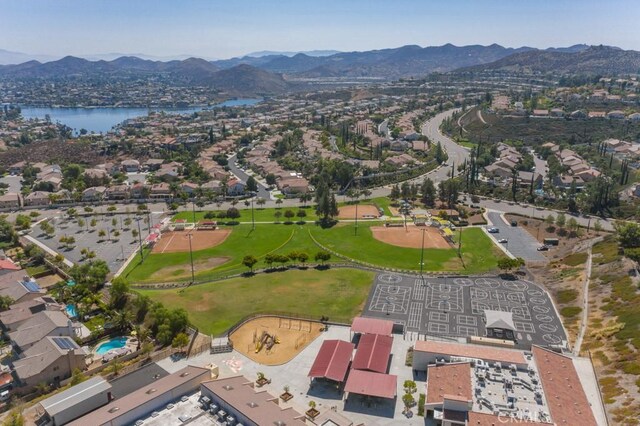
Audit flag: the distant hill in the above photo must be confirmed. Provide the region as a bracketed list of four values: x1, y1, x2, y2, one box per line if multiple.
[212, 43, 541, 78]
[457, 45, 640, 75]
[0, 56, 288, 95]
[245, 50, 341, 58]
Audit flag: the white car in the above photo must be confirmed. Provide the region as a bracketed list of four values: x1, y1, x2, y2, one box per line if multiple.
[487, 227, 499, 233]
[498, 239, 508, 244]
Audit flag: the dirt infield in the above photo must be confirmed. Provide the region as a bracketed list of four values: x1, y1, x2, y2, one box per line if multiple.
[151, 229, 232, 253]
[230, 316, 323, 366]
[338, 204, 380, 219]
[371, 225, 451, 249]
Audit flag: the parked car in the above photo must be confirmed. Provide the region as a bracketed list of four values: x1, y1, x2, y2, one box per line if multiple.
[487, 227, 499, 233]
[537, 245, 550, 251]
[510, 220, 517, 226]
[498, 239, 508, 244]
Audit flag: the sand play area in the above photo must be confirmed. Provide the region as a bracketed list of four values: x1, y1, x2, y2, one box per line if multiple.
[230, 316, 323, 365]
[338, 204, 380, 219]
[151, 229, 231, 253]
[371, 225, 451, 249]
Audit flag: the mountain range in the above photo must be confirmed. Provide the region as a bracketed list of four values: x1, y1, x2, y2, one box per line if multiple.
[0, 44, 636, 96]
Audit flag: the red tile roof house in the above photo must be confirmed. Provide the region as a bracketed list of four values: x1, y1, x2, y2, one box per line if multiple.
[0, 193, 21, 209]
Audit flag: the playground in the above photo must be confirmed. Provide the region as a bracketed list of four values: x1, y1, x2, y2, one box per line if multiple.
[229, 316, 323, 365]
[151, 229, 232, 254]
[337, 204, 381, 219]
[370, 224, 451, 249]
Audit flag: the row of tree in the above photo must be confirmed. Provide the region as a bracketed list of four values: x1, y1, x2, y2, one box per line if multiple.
[242, 251, 332, 273]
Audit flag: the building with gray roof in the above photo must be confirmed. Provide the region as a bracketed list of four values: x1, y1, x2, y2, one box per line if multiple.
[37, 376, 112, 425]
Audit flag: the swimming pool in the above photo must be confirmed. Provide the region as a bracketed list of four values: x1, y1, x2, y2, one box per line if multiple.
[65, 304, 77, 318]
[95, 337, 128, 355]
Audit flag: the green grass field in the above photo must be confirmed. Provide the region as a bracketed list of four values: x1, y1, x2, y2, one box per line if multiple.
[137, 268, 375, 335]
[124, 221, 502, 284]
[311, 224, 502, 273]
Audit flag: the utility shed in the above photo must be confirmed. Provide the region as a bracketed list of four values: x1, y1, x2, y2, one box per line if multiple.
[37, 376, 112, 426]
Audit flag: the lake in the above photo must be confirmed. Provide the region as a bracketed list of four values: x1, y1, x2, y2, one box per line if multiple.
[19, 98, 261, 134]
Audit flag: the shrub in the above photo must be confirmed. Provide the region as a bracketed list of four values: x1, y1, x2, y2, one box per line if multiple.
[560, 306, 582, 318]
[556, 289, 578, 304]
[417, 393, 426, 416]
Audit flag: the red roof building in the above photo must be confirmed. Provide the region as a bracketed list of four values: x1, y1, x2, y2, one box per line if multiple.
[425, 363, 472, 405]
[308, 340, 354, 383]
[352, 333, 393, 373]
[0, 259, 20, 273]
[533, 346, 598, 426]
[344, 370, 397, 399]
[351, 317, 394, 336]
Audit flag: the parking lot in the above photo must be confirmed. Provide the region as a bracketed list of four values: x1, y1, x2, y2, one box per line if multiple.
[362, 272, 567, 349]
[29, 212, 162, 272]
[486, 211, 548, 263]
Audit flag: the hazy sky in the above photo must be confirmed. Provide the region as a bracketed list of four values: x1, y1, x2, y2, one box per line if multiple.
[1, 0, 639, 59]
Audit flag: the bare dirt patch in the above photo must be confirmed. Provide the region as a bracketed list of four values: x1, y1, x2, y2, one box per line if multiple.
[371, 225, 451, 249]
[338, 204, 380, 219]
[149, 257, 230, 281]
[151, 229, 231, 253]
[230, 316, 323, 366]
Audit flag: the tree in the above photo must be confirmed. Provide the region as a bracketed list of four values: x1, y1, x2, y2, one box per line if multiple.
[0, 218, 16, 245]
[226, 207, 240, 219]
[77, 218, 85, 229]
[90, 218, 97, 229]
[593, 220, 603, 234]
[275, 198, 283, 208]
[109, 277, 130, 309]
[242, 255, 258, 272]
[70, 368, 87, 385]
[69, 260, 109, 292]
[246, 176, 258, 193]
[555, 213, 566, 229]
[0, 295, 14, 311]
[315, 183, 338, 223]
[315, 251, 331, 265]
[421, 178, 436, 207]
[105, 359, 123, 376]
[497, 257, 525, 274]
[545, 214, 555, 226]
[98, 229, 106, 240]
[264, 253, 276, 269]
[284, 210, 295, 221]
[266, 173, 276, 186]
[14, 214, 31, 230]
[615, 221, 640, 249]
[298, 252, 309, 267]
[171, 332, 190, 352]
[297, 209, 307, 218]
[132, 229, 139, 239]
[274, 211, 282, 222]
[2, 410, 25, 426]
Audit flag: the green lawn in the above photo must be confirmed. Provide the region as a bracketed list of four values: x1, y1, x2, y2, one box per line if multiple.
[137, 268, 375, 335]
[125, 221, 502, 283]
[173, 206, 318, 223]
[311, 224, 502, 274]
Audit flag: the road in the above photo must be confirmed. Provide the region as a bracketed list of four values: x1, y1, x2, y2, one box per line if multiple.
[421, 108, 469, 182]
[485, 211, 548, 263]
[227, 153, 271, 200]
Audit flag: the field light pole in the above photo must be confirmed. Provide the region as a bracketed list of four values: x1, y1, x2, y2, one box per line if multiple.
[419, 228, 426, 277]
[188, 233, 195, 284]
[192, 200, 196, 225]
[251, 197, 255, 230]
[135, 217, 144, 264]
[457, 227, 462, 258]
[354, 199, 359, 236]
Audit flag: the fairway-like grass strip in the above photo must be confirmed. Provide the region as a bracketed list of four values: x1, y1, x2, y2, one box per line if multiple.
[137, 268, 375, 336]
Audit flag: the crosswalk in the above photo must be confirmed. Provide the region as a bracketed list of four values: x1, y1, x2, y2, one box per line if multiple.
[408, 302, 423, 329]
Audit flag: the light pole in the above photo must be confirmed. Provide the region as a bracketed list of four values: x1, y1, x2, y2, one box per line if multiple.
[192, 200, 196, 225]
[419, 228, 426, 277]
[354, 193, 359, 236]
[135, 217, 144, 264]
[457, 227, 462, 258]
[188, 233, 195, 284]
[251, 197, 255, 230]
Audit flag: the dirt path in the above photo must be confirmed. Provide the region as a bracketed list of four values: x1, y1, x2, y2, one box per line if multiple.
[574, 241, 596, 355]
[477, 109, 487, 124]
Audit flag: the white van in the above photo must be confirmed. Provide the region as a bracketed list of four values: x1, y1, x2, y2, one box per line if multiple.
[0, 390, 10, 402]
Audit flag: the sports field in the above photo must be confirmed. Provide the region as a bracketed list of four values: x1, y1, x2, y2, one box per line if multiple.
[151, 229, 231, 253]
[370, 225, 450, 249]
[137, 268, 375, 335]
[124, 219, 503, 283]
[337, 204, 380, 219]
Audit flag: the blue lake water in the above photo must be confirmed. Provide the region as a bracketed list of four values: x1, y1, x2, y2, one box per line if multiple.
[20, 98, 261, 134]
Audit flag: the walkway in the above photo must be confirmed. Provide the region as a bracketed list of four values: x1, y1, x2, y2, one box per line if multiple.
[574, 240, 597, 356]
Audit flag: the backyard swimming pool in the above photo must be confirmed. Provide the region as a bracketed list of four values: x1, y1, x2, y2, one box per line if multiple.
[95, 336, 128, 355]
[65, 304, 77, 318]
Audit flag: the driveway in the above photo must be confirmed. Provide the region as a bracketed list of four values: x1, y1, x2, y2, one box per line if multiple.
[485, 211, 548, 263]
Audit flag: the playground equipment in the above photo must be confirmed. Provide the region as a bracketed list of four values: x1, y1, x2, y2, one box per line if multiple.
[254, 330, 280, 353]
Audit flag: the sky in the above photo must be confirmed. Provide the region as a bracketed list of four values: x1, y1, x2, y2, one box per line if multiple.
[1, 0, 639, 60]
